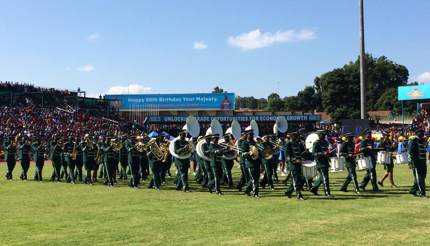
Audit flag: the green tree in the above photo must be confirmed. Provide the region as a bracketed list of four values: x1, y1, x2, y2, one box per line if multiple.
[267, 93, 285, 112]
[316, 54, 409, 121]
[212, 86, 224, 93]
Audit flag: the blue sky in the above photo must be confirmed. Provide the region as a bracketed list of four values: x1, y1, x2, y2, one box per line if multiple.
[0, 0, 429, 98]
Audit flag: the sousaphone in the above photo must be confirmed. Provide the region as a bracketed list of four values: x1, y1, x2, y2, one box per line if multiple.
[169, 116, 200, 159]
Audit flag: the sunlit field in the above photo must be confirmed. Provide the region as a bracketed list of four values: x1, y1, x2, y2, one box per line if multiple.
[0, 162, 429, 245]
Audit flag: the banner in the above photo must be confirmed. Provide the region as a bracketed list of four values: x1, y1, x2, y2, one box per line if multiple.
[146, 115, 321, 123]
[105, 93, 235, 111]
[398, 85, 430, 101]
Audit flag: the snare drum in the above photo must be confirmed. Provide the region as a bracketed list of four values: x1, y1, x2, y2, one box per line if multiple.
[395, 152, 408, 164]
[330, 157, 346, 172]
[377, 151, 390, 165]
[302, 161, 317, 179]
[357, 156, 372, 170]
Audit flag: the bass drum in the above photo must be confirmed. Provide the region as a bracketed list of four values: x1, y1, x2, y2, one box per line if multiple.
[169, 137, 192, 160]
[196, 139, 211, 161]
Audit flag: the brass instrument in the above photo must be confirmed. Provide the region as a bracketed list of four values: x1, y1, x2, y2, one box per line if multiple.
[71, 141, 77, 160]
[249, 145, 259, 160]
[111, 139, 123, 152]
[146, 139, 170, 161]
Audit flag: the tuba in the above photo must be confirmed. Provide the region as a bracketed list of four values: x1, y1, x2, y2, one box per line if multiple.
[273, 116, 288, 134]
[111, 139, 123, 152]
[134, 136, 147, 153]
[147, 138, 169, 161]
[169, 116, 200, 160]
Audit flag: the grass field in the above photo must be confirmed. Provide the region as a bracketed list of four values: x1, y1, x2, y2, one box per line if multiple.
[0, 162, 429, 246]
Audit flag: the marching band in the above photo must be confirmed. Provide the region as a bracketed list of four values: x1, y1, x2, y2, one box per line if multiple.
[1, 116, 428, 200]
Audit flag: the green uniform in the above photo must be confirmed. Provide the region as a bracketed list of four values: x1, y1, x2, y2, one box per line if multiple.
[284, 140, 304, 198]
[260, 141, 277, 190]
[3, 141, 17, 180]
[102, 144, 117, 186]
[208, 143, 223, 193]
[63, 140, 76, 183]
[408, 136, 427, 197]
[18, 143, 32, 180]
[119, 140, 129, 180]
[127, 143, 141, 188]
[359, 139, 379, 191]
[140, 149, 149, 181]
[340, 140, 359, 192]
[236, 138, 248, 191]
[243, 140, 260, 196]
[310, 139, 331, 196]
[174, 138, 191, 191]
[32, 142, 46, 181]
[96, 141, 105, 180]
[50, 142, 62, 181]
[81, 142, 97, 184]
[147, 147, 162, 189]
[221, 157, 234, 188]
[74, 143, 84, 182]
[201, 141, 212, 188]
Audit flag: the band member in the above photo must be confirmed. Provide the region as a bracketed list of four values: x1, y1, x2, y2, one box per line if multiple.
[74, 137, 84, 182]
[160, 138, 172, 183]
[119, 136, 129, 180]
[202, 135, 213, 189]
[208, 134, 224, 195]
[220, 134, 234, 188]
[18, 136, 32, 181]
[195, 136, 207, 187]
[63, 136, 76, 184]
[408, 128, 427, 198]
[147, 137, 163, 190]
[340, 133, 360, 193]
[236, 132, 248, 191]
[243, 130, 260, 197]
[359, 130, 380, 192]
[310, 130, 332, 197]
[32, 138, 47, 181]
[127, 136, 141, 188]
[174, 129, 191, 192]
[102, 138, 117, 186]
[378, 133, 398, 187]
[260, 135, 276, 191]
[95, 136, 105, 182]
[3, 137, 17, 180]
[50, 137, 63, 182]
[81, 135, 97, 184]
[284, 131, 304, 200]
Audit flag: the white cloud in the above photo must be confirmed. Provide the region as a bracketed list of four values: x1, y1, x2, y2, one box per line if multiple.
[417, 72, 430, 83]
[76, 64, 95, 72]
[227, 28, 316, 50]
[193, 41, 208, 50]
[108, 84, 153, 94]
[87, 32, 100, 42]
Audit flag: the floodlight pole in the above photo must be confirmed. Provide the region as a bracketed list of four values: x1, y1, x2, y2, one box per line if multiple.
[359, 0, 367, 119]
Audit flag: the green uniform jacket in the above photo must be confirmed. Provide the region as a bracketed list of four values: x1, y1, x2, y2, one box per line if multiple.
[50, 143, 62, 162]
[360, 139, 375, 158]
[81, 142, 97, 164]
[284, 140, 303, 170]
[18, 143, 32, 161]
[340, 141, 355, 168]
[242, 140, 259, 169]
[174, 139, 190, 165]
[3, 142, 17, 161]
[312, 140, 330, 169]
[32, 143, 46, 163]
[208, 143, 223, 167]
[408, 137, 426, 168]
